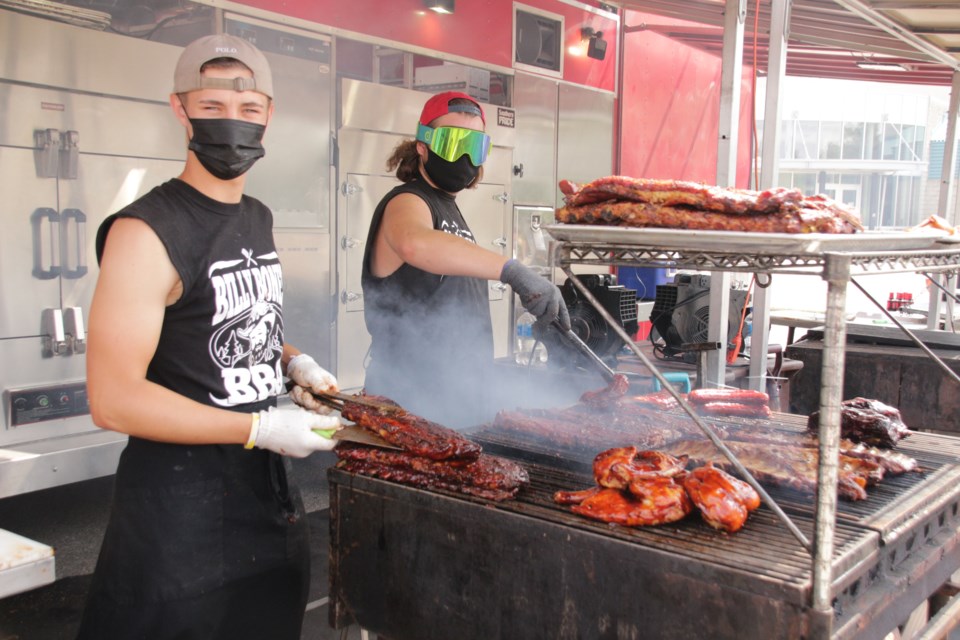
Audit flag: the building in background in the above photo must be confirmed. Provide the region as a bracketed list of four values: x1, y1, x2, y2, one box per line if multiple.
[759, 76, 955, 229]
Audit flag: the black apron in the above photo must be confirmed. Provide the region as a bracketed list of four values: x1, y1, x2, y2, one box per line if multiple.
[76, 439, 310, 640]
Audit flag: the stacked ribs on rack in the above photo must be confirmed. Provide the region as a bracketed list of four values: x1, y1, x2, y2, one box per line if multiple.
[330, 394, 528, 501]
[555, 176, 863, 234]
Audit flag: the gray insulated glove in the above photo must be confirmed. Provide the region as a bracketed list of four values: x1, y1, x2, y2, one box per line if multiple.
[499, 259, 571, 331]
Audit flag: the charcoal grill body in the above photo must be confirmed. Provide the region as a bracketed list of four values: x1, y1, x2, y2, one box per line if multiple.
[328, 437, 960, 640]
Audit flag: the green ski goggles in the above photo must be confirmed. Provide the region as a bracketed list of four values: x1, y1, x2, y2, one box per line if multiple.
[416, 123, 492, 166]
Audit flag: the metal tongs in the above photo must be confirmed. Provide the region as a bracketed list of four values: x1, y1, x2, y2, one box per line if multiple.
[306, 389, 408, 416]
[284, 381, 408, 415]
[550, 318, 618, 384]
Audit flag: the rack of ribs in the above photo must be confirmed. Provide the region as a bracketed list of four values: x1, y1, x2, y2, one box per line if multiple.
[808, 397, 912, 448]
[340, 394, 481, 461]
[555, 175, 862, 234]
[667, 439, 881, 501]
[335, 443, 528, 502]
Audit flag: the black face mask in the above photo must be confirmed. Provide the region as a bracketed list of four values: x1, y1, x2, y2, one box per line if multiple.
[423, 149, 480, 193]
[188, 118, 266, 181]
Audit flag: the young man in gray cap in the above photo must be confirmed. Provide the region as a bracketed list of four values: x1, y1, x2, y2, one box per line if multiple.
[77, 34, 338, 639]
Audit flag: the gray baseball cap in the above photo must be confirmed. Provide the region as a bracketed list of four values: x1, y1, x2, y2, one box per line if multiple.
[174, 34, 273, 99]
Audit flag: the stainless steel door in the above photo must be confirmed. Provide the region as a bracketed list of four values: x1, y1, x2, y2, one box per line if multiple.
[512, 72, 559, 207]
[336, 172, 399, 391]
[455, 181, 511, 358]
[0, 147, 60, 339]
[0, 85, 182, 445]
[556, 84, 614, 206]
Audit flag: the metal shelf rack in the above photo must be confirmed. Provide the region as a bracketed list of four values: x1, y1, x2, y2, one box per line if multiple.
[549, 227, 960, 638]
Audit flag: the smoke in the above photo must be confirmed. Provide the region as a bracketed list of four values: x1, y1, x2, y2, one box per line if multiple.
[362, 278, 597, 430]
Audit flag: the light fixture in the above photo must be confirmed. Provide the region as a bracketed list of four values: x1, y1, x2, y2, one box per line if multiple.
[574, 27, 607, 61]
[424, 0, 454, 14]
[855, 61, 909, 72]
[587, 29, 607, 61]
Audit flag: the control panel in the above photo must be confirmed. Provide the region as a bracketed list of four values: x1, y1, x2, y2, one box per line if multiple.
[7, 381, 89, 427]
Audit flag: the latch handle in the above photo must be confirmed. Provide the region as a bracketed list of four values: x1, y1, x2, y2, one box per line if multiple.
[63, 307, 86, 354]
[41, 308, 68, 357]
[34, 128, 61, 178]
[60, 130, 79, 179]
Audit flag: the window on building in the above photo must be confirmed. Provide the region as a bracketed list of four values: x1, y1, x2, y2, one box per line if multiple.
[795, 121, 818, 160]
[900, 125, 919, 162]
[842, 122, 864, 160]
[913, 125, 926, 159]
[778, 120, 792, 159]
[883, 122, 901, 160]
[820, 121, 842, 159]
[865, 122, 884, 160]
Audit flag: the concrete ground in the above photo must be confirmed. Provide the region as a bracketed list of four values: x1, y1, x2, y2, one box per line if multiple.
[0, 451, 366, 640]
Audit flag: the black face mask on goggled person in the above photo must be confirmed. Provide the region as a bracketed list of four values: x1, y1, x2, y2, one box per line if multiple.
[423, 149, 480, 193]
[187, 118, 266, 181]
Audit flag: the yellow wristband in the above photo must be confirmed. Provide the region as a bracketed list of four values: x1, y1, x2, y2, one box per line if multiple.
[245, 413, 260, 450]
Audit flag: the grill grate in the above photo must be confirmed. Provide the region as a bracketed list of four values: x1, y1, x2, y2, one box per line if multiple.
[469, 415, 960, 608]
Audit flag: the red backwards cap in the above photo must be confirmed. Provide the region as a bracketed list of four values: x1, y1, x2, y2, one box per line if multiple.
[419, 91, 486, 126]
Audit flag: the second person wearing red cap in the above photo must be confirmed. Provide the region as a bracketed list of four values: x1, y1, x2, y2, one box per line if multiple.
[361, 91, 570, 428]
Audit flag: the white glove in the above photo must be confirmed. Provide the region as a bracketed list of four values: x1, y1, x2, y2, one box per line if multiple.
[287, 354, 339, 415]
[249, 407, 342, 458]
[289, 384, 334, 415]
[287, 354, 338, 392]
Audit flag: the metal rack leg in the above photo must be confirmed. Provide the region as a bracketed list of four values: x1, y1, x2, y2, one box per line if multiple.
[811, 254, 850, 637]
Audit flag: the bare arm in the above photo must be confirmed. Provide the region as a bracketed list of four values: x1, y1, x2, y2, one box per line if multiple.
[86, 217, 252, 445]
[371, 192, 508, 279]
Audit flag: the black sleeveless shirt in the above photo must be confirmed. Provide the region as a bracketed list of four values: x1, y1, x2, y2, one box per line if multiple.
[361, 178, 494, 428]
[96, 178, 284, 412]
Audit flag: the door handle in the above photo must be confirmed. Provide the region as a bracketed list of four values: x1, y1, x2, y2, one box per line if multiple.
[492, 237, 508, 248]
[61, 208, 88, 278]
[341, 236, 362, 250]
[341, 291, 362, 303]
[31, 207, 62, 280]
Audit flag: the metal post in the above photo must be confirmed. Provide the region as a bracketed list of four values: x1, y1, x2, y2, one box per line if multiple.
[716, 0, 745, 184]
[940, 71, 960, 225]
[750, 0, 791, 393]
[704, 0, 747, 388]
[811, 254, 850, 634]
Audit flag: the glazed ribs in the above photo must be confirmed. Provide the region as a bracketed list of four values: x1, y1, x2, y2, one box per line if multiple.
[336, 443, 528, 502]
[341, 394, 481, 461]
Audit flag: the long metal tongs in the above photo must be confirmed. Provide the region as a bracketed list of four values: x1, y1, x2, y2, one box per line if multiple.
[550, 318, 618, 384]
[286, 382, 408, 415]
[313, 391, 409, 415]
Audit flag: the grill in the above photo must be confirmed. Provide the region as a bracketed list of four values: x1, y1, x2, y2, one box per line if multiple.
[328, 419, 960, 640]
